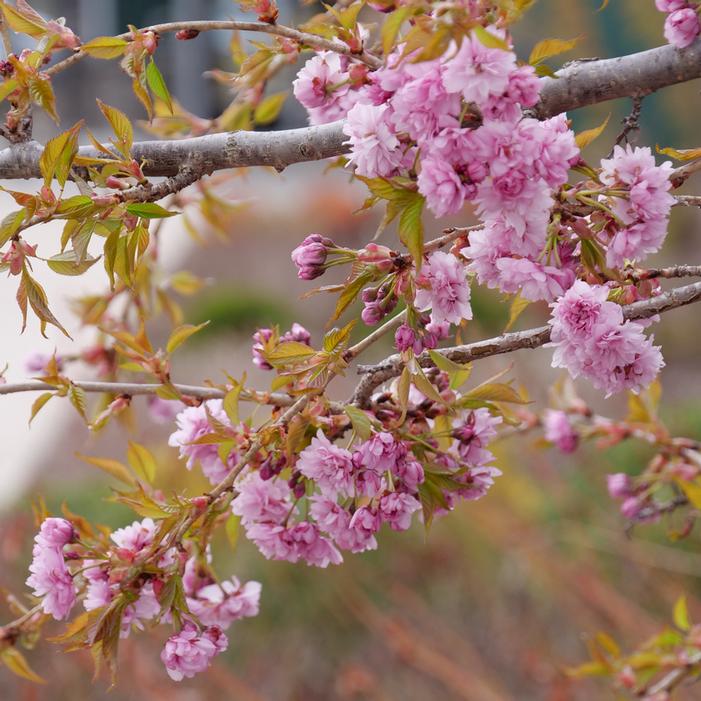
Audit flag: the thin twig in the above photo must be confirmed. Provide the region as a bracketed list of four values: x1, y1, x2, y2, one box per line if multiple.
[45, 20, 381, 78]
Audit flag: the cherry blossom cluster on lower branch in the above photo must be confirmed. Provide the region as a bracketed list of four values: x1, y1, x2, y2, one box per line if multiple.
[26, 515, 260, 682]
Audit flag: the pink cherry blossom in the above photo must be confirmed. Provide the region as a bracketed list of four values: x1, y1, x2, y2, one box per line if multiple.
[343, 103, 404, 178]
[168, 400, 236, 484]
[310, 497, 378, 552]
[37, 517, 74, 548]
[111, 517, 156, 556]
[161, 623, 228, 681]
[188, 578, 261, 628]
[296, 429, 355, 497]
[664, 7, 701, 48]
[543, 410, 579, 453]
[293, 52, 353, 124]
[378, 492, 421, 531]
[231, 472, 293, 525]
[442, 31, 516, 108]
[417, 156, 469, 217]
[414, 251, 472, 326]
[26, 540, 76, 621]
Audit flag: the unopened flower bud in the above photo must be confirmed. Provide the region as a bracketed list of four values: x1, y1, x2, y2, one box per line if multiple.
[394, 324, 416, 352]
[361, 302, 384, 326]
[175, 28, 200, 40]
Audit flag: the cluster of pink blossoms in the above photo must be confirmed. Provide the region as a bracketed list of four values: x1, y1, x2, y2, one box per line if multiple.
[26, 518, 76, 620]
[231, 430, 423, 567]
[656, 0, 701, 48]
[229, 397, 503, 566]
[599, 145, 674, 267]
[27, 515, 260, 682]
[549, 281, 664, 396]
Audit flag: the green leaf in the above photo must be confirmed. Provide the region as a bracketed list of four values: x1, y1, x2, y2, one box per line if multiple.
[126, 202, 178, 219]
[575, 114, 610, 150]
[47, 251, 100, 276]
[472, 25, 509, 50]
[166, 321, 210, 354]
[145, 58, 173, 113]
[0, 77, 18, 102]
[673, 595, 690, 632]
[76, 453, 136, 486]
[1, 647, 46, 684]
[82, 36, 129, 59]
[504, 294, 530, 332]
[253, 91, 287, 125]
[68, 384, 87, 421]
[39, 122, 82, 188]
[427, 350, 473, 390]
[127, 441, 157, 484]
[412, 371, 444, 405]
[96, 99, 133, 156]
[27, 76, 58, 123]
[656, 145, 701, 161]
[265, 341, 317, 364]
[21, 268, 71, 338]
[344, 405, 373, 440]
[29, 391, 53, 424]
[529, 37, 579, 65]
[332, 269, 373, 322]
[382, 5, 415, 55]
[398, 193, 424, 269]
[1, 3, 46, 38]
[0, 209, 25, 247]
[461, 382, 526, 404]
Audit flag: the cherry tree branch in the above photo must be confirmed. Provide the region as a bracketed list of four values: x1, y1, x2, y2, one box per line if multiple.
[45, 20, 381, 77]
[351, 280, 701, 407]
[1, 40, 701, 179]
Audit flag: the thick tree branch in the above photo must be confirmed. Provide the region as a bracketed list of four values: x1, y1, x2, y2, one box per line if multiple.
[351, 280, 701, 407]
[0, 40, 700, 179]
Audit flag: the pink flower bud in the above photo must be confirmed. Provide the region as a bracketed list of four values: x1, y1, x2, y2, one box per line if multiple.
[175, 29, 200, 40]
[395, 324, 416, 352]
[607, 473, 632, 499]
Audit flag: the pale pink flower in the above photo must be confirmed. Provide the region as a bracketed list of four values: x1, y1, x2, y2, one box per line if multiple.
[168, 400, 235, 484]
[111, 517, 156, 556]
[453, 409, 503, 467]
[231, 473, 292, 525]
[37, 517, 74, 548]
[245, 521, 343, 567]
[664, 7, 701, 48]
[355, 432, 407, 475]
[84, 578, 113, 612]
[296, 430, 355, 497]
[543, 410, 579, 453]
[378, 493, 420, 531]
[343, 102, 404, 178]
[188, 578, 261, 628]
[147, 397, 185, 424]
[161, 623, 228, 681]
[656, 0, 690, 10]
[309, 497, 378, 552]
[417, 156, 468, 217]
[414, 251, 472, 326]
[442, 31, 516, 107]
[390, 64, 460, 142]
[121, 582, 161, 638]
[26, 542, 75, 620]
